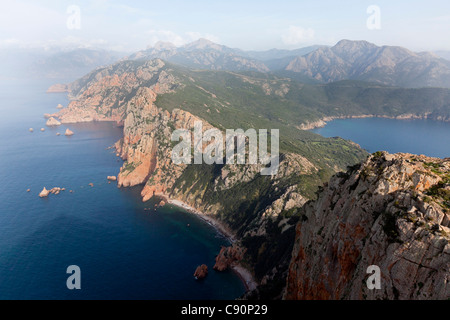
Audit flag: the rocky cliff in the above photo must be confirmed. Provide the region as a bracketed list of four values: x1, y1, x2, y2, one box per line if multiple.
[51, 58, 371, 299]
[284, 152, 450, 300]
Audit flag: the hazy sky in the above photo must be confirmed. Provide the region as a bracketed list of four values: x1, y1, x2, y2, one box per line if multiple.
[1, 0, 450, 52]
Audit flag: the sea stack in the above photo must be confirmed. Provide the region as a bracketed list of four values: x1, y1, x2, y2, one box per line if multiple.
[65, 128, 74, 136]
[46, 117, 61, 127]
[194, 265, 208, 280]
[39, 187, 50, 198]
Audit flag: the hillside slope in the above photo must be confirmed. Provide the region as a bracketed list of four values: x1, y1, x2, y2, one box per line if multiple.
[285, 152, 449, 300]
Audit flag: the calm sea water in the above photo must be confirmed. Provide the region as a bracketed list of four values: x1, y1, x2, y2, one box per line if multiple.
[312, 118, 450, 159]
[0, 80, 245, 300]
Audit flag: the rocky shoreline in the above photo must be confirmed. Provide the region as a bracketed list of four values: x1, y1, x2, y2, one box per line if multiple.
[298, 114, 450, 130]
[167, 199, 258, 292]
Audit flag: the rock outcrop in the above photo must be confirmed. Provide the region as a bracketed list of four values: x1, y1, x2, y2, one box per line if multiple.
[107, 176, 117, 181]
[46, 117, 61, 127]
[214, 245, 246, 272]
[284, 152, 450, 300]
[194, 265, 209, 280]
[47, 84, 69, 93]
[39, 187, 50, 198]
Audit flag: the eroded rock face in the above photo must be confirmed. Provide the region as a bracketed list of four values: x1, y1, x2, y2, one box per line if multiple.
[284, 152, 450, 300]
[213, 245, 246, 272]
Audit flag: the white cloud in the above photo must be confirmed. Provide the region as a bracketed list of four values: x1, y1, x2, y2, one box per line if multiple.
[185, 32, 220, 43]
[281, 26, 315, 45]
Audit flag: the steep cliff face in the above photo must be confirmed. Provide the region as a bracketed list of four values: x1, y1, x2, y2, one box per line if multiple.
[57, 59, 178, 124]
[285, 152, 450, 300]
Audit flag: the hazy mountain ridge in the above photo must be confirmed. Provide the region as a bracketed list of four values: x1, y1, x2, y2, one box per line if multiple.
[286, 40, 450, 88]
[5, 39, 450, 89]
[0, 47, 126, 80]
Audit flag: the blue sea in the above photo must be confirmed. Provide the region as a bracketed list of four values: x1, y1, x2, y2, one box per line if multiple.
[0, 79, 245, 300]
[312, 118, 450, 159]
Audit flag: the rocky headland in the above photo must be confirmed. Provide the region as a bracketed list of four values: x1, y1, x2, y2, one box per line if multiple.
[46, 58, 449, 300]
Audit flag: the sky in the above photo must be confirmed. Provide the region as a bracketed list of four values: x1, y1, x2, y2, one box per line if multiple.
[1, 0, 450, 52]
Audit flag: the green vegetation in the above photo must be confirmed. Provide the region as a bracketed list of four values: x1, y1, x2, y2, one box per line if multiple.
[122, 161, 139, 174]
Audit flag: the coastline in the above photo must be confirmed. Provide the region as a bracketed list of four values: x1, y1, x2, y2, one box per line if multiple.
[299, 114, 450, 131]
[167, 199, 258, 293]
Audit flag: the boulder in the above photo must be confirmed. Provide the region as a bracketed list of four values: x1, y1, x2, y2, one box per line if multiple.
[65, 128, 74, 136]
[56, 104, 64, 109]
[29, 128, 34, 132]
[39, 187, 50, 198]
[107, 176, 117, 181]
[194, 265, 208, 280]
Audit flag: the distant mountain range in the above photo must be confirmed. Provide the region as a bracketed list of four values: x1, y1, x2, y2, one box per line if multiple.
[3, 39, 450, 88]
[285, 40, 450, 88]
[128, 38, 450, 88]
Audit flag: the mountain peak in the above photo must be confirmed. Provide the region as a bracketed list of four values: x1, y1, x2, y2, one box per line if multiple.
[183, 38, 223, 51]
[334, 39, 378, 50]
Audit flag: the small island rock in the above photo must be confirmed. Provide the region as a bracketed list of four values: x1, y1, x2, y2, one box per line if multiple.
[65, 129, 74, 136]
[39, 187, 50, 198]
[194, 265, 208, 280]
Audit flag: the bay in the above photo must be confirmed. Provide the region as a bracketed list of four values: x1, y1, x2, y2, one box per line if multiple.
[311, 117, 450, 159]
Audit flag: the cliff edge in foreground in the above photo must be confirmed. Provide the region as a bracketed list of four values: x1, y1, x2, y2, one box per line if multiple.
[285, 152, 449, 300]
